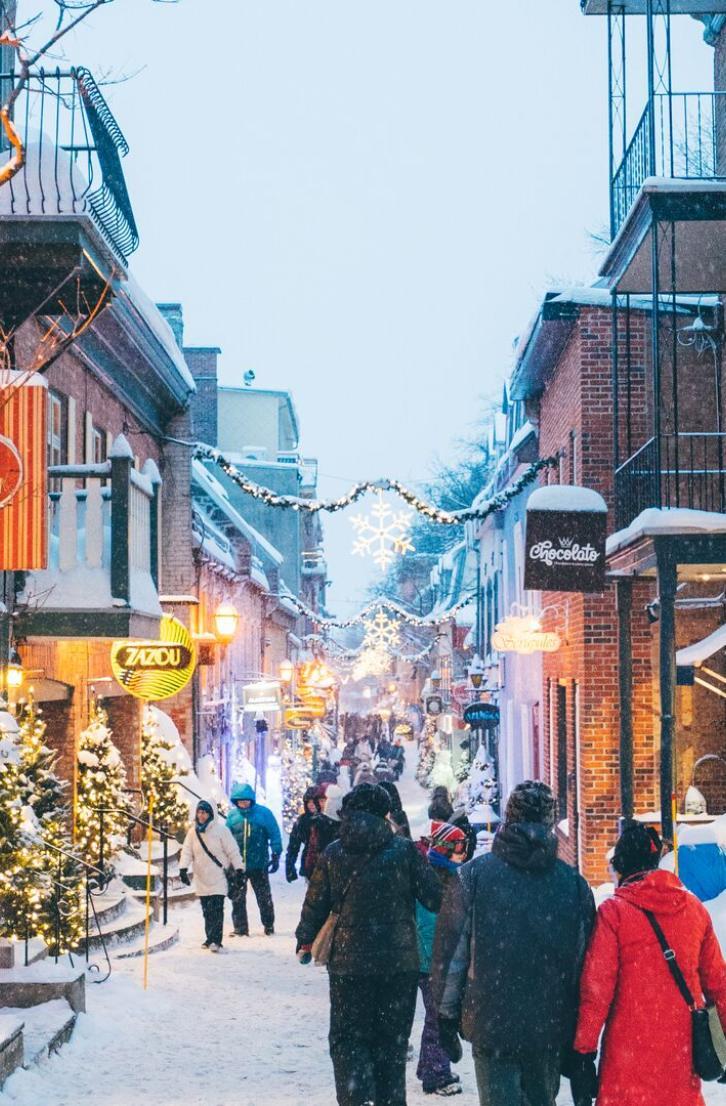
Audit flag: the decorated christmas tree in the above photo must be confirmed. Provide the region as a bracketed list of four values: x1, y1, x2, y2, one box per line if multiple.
[76, 699, 128, 867]
[455, 744, 471, 783]
[281, 735, 311, 833]
[17, 701, 84, 953]
[416, 716, 438, 787]
[0, 733, 47, 945]
[141, 707, 189, 836]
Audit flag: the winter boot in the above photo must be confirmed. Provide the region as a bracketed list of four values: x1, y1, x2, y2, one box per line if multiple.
[208, 943, 221, 953]
[264, 925, 275, 936]
[427, 1084, 463, 1097]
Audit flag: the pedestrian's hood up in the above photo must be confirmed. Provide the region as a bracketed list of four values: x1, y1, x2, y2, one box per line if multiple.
[615, 868, 690, 917]
[492, 822, 558, 872]
[339, 810, 392, 855]
[230, 782, 256, 806]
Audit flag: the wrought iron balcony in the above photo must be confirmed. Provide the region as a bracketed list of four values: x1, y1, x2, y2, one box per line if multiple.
[611, 92, 726, 237]
[0, 66, 139, 262]
[615, 432, 726, 530]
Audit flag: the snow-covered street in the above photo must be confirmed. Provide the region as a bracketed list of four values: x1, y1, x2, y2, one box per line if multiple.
[2, 750, 726, 1106]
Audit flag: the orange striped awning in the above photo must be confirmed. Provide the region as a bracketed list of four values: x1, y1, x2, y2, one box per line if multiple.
[0, 374, 48, 570]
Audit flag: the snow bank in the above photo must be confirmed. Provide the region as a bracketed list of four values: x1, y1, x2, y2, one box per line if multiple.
[527, 485, 607, 513]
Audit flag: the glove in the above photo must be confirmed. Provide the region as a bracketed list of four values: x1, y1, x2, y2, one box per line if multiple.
[437, 1018, 463, 1064]
[286, 862, 298, 883]
[268, 853, 281, 874]
[179, 868, 190, 887]
[297, 943, 312, 965]
[568, 1052, 598, 1104]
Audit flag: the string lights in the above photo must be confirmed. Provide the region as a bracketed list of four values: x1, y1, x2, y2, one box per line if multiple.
[284, 591, 475, 630]
[194, 444, 558, 524]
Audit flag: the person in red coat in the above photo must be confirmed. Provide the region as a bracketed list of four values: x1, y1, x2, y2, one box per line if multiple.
[570, 821, 726, 1106]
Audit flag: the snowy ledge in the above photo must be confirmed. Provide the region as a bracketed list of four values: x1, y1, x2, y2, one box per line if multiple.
[606, 507, 726, 558]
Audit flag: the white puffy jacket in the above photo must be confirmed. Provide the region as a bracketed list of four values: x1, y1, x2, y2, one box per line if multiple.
[179, 819, 244, 897]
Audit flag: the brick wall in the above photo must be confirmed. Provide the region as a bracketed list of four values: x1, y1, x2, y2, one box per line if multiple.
[184, 347, 220, 448]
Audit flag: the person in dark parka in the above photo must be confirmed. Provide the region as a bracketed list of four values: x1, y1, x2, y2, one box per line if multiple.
[432, 780, 595, 1106]
[296, 783, 442, 1106]
[285, 785, 338, 882]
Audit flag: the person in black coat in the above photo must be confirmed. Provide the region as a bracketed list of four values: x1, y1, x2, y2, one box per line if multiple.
[286, 786, 338, 883]
[296, 783, 442, 1106]
[432, 781, 595, 1106]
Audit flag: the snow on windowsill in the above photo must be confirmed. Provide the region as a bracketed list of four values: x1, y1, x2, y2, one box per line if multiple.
[607, 507, 726, 557]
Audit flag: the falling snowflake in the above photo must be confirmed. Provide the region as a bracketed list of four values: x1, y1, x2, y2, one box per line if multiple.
[362, 608, 401, 651]
[350, 491, 415, 570]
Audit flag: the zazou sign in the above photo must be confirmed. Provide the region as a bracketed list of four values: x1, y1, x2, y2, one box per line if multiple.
[524, 485, 607, 594]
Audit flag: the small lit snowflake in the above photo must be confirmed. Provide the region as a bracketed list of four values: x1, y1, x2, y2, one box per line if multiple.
[350, 491, 415, 570]
[362, 608, 401, 651]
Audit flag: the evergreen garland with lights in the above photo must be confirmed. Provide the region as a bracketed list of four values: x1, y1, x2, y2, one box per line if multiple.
[18, 702, 84, 954]
[76, 700, 129, 867]
[281, 736, 311, 834]
[141, 708, 189, 836]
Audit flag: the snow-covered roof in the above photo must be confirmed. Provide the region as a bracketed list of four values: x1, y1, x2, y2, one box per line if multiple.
[192, 459, 284, 566]
[607, 508, 726, 557]
[677, 623, 726, 668]
[121, 273, 196, 395]
[527, 485, 607, 513]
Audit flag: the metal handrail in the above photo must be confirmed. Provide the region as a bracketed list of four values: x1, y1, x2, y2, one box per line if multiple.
[94, 806, 176, 927]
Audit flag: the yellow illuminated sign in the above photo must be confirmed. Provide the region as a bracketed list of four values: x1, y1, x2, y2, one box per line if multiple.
[111, 615, 196, 700]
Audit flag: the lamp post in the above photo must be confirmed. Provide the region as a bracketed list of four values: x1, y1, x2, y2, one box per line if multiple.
[213, 602, 239, 646]
[466, 654, 486, 763]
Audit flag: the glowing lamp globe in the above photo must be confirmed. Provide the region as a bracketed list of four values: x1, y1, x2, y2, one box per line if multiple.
[279, 659, 294, 684]
[214, 602, 239, 645]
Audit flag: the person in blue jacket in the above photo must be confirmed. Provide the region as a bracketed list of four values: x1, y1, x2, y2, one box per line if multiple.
[226, 783, 283, 936]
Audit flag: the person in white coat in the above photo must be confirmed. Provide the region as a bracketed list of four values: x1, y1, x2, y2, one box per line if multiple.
[179, 800, 245, 952]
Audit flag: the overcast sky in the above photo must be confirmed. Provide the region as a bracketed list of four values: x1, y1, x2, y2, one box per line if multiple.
[55, 0, 713, 612]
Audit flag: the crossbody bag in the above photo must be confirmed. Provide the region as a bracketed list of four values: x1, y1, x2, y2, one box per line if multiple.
[640, 908, 726, 1082]
[195, 828, 236, 897]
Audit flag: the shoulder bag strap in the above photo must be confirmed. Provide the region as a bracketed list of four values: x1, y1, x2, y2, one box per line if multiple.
[195, 828, 225, 869]
[641, 907, 696, 1011]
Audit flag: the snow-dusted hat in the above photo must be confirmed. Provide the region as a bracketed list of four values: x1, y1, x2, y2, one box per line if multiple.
[325, 785, 345, 823]
[505, 781, 556, 829]
[613, 820, 662, 879]
[430, 820, 466, 856]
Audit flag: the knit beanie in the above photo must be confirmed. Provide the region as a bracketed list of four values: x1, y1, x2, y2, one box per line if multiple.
[428, 795, 454, 823]
[613, 820, 662, 879]
[505, 781, 556, 829]
[324, 785, 345, 823]
[430, 820, 466, 857]
[341, 782, 391, 819]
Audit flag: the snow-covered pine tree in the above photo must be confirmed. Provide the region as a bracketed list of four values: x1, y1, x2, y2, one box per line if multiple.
[281, 736, 311, 833]
[141, 707, 189, 836]
[0, 750, 47, 944]
[76, 699, 128, 867]
[416, 717, 438, 786]
[455, 745, 471, 783]
[17, 701, 84, 953]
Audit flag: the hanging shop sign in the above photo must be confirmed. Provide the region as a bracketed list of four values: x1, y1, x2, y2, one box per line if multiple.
[242, 681, 282, 713]
[524, 485, 607, 594]
[426, 695, 444, 717]
[0, 375, 48, 570]
[492, 616, 561, 655]
[284, 708, 320, 730]
[463, 701, 500, 728]
[111, 615, 196, 700]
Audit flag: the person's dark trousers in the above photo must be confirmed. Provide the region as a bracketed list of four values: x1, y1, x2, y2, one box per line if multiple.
[329, 970, 418, 1106]
[199, 895, 224, 946]
[472, 1047, 561, 1106]
[231, 868, 274, 933]
[417, 973, 454, 1092]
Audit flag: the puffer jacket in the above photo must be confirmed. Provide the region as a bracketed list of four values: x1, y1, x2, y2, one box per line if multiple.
[179, 817, 244, 897]
[574, 869, 726, 1106]
[226, 783, 283, 871]
[296, 809, 442, 975]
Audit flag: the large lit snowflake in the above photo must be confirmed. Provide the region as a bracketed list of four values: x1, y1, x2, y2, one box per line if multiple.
[350, 491, 415, 570]
[362, 608, 401, 651]
[353, 646, 392, 681]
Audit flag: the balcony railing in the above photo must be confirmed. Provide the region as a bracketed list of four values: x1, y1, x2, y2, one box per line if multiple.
[611, 92, 726, 236]
[18, 439, 161, 620]
[615, 432, 726, 530]
[0, 67, 139, 261]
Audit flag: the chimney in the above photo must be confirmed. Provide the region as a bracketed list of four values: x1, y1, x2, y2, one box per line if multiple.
[157, 303, 184, 349]
[184, 345, 221, 448]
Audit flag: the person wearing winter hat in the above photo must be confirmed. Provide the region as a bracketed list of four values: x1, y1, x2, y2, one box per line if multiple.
[179, 800, 245, 952]
[324, 784, 345, 824]
[286, 785, 340, 883]
[296, 781, 442, 1106]
[415, 822, 467, 1097]
[571, 820, 726, 1106]
[433, 780, 595, 1106]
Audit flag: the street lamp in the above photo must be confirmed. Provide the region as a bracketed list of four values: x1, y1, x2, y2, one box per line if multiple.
[213, 602, 239, 645]
[467, 654, 485, 692]
[279, 659, 294, 685]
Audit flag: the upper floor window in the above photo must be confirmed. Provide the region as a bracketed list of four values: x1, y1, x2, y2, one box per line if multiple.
[48, 391, 68, 469]
[92, 427, 107, 465]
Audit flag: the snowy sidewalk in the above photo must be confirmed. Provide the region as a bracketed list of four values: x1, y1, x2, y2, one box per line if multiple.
[2, 747, 725, 1106]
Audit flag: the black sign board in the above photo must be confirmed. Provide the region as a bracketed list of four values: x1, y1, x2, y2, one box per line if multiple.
[426, 695, 443, 717]
[524, 486, 607, 594]
[463, 702, 500, 728]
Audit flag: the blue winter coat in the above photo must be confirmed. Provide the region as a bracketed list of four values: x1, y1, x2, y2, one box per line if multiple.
[226, 783, 283, 872]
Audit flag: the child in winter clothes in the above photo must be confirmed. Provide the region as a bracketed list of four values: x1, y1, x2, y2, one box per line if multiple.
[415, 821, 466, 1097]
[286, 785, 339, 882]
[179, 800, 245, 952]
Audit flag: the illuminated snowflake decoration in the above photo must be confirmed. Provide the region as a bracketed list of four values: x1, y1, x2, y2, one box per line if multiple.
[353, 646, 392, 681]
[362, 608, 401, 651]
[350, 491, 415, 570]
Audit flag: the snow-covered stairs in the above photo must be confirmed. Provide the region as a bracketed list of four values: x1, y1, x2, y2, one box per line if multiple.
[85, 882, 179, 959]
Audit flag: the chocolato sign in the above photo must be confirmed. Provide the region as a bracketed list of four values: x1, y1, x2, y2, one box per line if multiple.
[524, 485, 607, 594]
[111, 615, 196, 701]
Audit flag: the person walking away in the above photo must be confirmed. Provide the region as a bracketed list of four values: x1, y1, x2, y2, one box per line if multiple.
[286, 785, 339, 883]
[296, 782, 442, 1106]
[428, 793, 477, 862]
[570, 820, 726, 1106]
[416, 822, 467, 1097]
[179, 800, 245, 952]
[226, 783, 282, 936]
[433, 780, 595, 1106]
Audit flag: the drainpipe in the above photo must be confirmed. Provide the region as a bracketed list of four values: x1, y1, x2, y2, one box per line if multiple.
[617, 578, 634, 821]
[657, 543, 677, 842]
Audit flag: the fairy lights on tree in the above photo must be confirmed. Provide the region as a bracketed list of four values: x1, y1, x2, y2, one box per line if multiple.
[0, 744, 47, 945]
[141, 708, 189, 836]
[281, 736, 311, 833]
[76, 699, 128, 867]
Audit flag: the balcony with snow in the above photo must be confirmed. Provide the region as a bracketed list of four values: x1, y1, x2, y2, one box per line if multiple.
[16, 435, 163, 640]
[0, 66, 139, 329]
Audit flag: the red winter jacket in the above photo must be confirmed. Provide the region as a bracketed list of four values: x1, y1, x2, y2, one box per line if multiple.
[574, 869, 726, 1106]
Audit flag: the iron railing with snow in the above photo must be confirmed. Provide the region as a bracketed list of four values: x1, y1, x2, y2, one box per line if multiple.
[615, 431, 726, 529]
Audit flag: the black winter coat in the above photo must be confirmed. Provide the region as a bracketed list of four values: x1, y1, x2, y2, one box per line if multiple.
[296, 810, 442, 975]
[286, 812, 339, 880]
[432, 822, 595, 1059]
